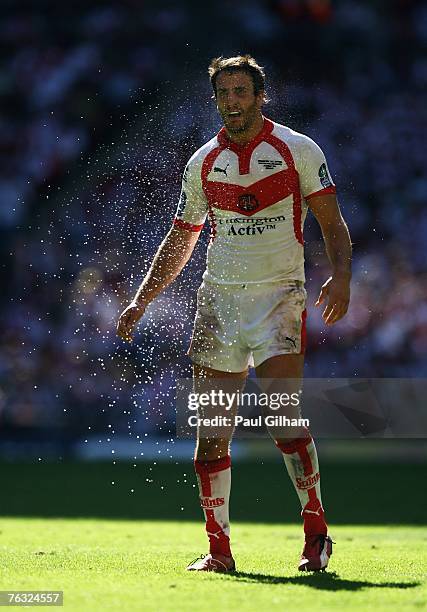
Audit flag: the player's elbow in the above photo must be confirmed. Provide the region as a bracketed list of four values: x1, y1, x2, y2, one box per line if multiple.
[167, 225, 201, 257]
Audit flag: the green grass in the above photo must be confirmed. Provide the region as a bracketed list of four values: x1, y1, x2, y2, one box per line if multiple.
[0, 460, 426, 610]
[0, 519, 425, 611]
[1, 460, 427, 524]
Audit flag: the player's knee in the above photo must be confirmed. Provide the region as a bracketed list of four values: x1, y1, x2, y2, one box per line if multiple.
[195, 437, 230, 461]
[273, 425, 312, 452]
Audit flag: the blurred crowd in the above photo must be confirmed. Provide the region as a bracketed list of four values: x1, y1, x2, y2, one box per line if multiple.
[0, 0, 426, 440]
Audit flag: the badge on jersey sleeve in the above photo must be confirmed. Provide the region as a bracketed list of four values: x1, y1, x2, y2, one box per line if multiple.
[318, 163, 332, 188]
[176, 189, 187, 217]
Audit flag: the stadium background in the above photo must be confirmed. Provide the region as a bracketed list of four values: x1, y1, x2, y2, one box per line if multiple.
[0, 0, 426, 525]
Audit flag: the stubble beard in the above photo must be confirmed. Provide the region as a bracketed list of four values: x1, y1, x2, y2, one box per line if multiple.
[222, 103, 259, 135]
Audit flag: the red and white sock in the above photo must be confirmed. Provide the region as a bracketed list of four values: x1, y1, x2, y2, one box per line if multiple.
[194, 455, 232, 557]
[276, 432, 328, 536]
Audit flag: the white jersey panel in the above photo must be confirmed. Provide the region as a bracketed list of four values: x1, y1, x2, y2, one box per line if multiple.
[174, 119, 336, 284]
[174, 142, 214, 228]
[272, 124, 336, 199]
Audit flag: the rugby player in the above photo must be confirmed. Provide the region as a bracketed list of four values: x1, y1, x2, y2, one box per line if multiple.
[117, 55, 352, 573]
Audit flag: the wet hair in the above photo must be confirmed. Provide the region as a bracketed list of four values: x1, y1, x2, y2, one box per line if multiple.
[208, 54, 267, 101]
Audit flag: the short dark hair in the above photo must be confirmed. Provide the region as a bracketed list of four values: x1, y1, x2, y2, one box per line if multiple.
[208, 54, 267, 101]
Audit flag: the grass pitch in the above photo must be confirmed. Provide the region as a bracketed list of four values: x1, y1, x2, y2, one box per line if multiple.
[0, 458, 426, 610]
[0, 519, 425, 611]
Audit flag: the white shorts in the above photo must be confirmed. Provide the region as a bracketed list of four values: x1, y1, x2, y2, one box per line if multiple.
[188, 280, 307, 373]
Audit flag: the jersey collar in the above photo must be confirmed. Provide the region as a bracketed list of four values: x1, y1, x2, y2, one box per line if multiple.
[217, 117, 274, 153]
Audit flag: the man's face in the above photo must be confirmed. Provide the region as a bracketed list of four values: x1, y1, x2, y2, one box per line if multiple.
[215, 70, 263, 134]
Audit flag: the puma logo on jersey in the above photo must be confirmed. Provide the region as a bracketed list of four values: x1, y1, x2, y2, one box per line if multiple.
[214, 163, 229, 177]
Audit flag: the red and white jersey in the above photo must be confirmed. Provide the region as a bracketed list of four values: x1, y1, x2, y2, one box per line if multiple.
[174, 117, 336, 284]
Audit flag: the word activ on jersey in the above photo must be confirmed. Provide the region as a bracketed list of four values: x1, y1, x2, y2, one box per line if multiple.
[219, 214, 286, 236]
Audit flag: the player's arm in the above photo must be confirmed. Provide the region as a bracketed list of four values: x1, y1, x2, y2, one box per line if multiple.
[308, 193, 352, 326]
[133, 224, 201, 304]
[116, 225, 201, 342]
[116, 154, 208, 343]
[297, 135, 352, 326]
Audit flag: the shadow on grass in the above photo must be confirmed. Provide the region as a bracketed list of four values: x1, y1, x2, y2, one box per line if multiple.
[226, 571, 420, 591]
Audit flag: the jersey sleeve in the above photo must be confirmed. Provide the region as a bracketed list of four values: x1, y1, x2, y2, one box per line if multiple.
[173, 156, 208, 231]
[298, 137, 336, 201]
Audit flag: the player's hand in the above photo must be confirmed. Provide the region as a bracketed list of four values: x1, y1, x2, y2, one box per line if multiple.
[315, 274, 350, 326]
[116, 301, 147, 343]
